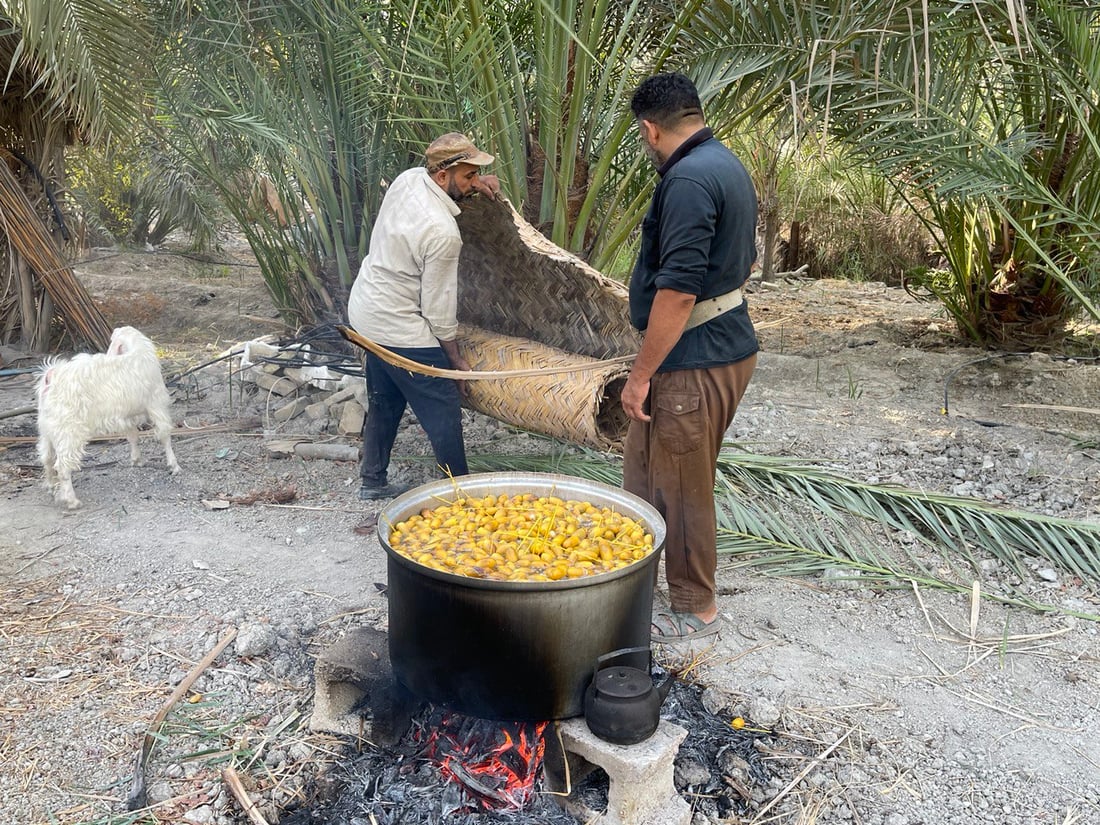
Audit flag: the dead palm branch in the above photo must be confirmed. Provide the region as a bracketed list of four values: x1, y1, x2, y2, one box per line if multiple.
[0, 150, 110, 349]
[470, 444, 1100, 622]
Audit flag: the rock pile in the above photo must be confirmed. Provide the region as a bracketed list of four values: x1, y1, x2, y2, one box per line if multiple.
[235, 336, 367, 457]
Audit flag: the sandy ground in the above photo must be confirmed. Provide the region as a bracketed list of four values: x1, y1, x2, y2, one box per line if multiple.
[1, 237, 1098, 825]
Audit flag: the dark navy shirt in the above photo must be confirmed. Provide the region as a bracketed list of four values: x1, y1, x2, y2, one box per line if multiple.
[628, 128, 759, 372]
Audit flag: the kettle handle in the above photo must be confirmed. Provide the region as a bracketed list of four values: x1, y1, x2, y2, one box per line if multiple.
[594, 646, 651, 673]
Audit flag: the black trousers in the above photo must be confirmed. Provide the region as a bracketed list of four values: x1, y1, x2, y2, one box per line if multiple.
[360, 347, 468, 486]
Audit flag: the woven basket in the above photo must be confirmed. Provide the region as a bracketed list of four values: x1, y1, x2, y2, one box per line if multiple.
[454, 197, 640, 451]
[457, 325, 631, 452]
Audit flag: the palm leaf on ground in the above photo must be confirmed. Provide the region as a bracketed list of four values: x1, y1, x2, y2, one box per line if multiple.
[471, 442, 1100, 621]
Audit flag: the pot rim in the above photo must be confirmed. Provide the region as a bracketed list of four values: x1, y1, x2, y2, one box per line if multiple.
[377, 471, 666, 592]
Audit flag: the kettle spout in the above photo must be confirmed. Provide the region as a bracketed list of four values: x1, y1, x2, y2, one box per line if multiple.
[656, 673, 675, 705]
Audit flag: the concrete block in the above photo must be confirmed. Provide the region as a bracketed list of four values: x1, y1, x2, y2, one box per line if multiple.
[281, 367, 310, 386]
[350, 380, 367, 409]
[310, 627, 419, 746]
[252, 372, 299, 396]
[337, 400, 365, 436]
[547, 718, 692, 825]
[273, 396, 311, 422]
[304, 400, 329, 421]
[326, 386, 357, 406]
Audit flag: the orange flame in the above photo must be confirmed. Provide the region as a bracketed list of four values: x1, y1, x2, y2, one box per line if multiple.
[420, 714, 548, 811]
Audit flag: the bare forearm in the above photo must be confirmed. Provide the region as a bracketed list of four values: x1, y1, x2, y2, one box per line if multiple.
[438, 338, 464, 368]
[631, 289, 696, 382]
[621, 289, 695, 421]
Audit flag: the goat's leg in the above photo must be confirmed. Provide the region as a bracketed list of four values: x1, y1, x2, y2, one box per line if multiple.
[38, 432, 58, 491]
[55, 470, 81, 509]
[149, 410, 180, 475]
[127, 429, 144, 466]
[51, 436, 84, 509]
[163, 436, 180, 475]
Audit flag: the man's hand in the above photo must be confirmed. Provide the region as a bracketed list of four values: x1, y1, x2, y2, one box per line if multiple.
[440, 340, 472, 398]
[475, 174, 501, 198]
[621, 374, 651, 422]
[451, 353, 472, 399]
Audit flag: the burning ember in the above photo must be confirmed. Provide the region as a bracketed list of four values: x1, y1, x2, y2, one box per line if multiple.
[416, 708, 548, 813]
[285, 702, 576, 825]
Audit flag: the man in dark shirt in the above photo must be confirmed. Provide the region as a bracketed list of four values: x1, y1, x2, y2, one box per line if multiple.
[621, 72, 759, 642]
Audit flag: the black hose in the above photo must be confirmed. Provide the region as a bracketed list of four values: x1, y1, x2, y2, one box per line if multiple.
[10, 149, 70, 241]
[163, 322, 363, 387]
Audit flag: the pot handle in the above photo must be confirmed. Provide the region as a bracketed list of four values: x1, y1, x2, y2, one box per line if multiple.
[594, 646, 651, 673]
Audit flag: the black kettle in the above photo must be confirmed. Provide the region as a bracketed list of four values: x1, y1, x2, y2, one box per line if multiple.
[583, 646, 675, 746]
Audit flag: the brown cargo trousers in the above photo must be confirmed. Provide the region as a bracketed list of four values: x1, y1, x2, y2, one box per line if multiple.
[623, 354, 757, 614]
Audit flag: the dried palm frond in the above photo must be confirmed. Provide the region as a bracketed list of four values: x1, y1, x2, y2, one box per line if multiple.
[471, 442, 1100, 620]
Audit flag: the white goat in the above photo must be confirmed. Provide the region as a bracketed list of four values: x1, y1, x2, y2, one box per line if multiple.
[36, 326, 180, 509]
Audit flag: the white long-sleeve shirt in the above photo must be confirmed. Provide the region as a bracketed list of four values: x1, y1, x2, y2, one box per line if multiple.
[347, 167, 463, 348]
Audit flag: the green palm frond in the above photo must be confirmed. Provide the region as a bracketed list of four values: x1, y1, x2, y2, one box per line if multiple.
[815, 0, 1100, 332]
[3, 0, 152, 141]
[471, 442, 1100, 621]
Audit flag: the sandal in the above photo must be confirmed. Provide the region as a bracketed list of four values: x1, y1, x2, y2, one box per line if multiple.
[651, 609, 720, 642]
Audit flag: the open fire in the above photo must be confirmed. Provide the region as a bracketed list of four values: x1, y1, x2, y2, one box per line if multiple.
[415, 708, 548, 813]
[292, 677, 773, 825]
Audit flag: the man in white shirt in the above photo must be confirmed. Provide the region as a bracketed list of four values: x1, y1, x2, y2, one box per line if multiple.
[347, 133, 499, 500]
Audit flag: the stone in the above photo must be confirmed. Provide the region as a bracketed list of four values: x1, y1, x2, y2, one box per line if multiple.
[235, 623, 278, 658]
[545, 717, 692, 825]
[337, 401, 365, 436]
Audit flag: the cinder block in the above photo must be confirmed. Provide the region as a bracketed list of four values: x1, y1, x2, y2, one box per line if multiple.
[546, 718, 692, 825]
[310, 627, 418, 746]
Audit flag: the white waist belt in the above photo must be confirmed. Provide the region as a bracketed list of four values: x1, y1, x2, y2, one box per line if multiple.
[683, 287, 743, 331]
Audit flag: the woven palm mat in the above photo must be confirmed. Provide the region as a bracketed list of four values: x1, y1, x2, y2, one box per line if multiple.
[458, 325, 631, 452]
[454, 196, 640, 449]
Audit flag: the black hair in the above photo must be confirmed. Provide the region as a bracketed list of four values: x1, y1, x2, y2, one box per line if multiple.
[630, 72, 705, 128]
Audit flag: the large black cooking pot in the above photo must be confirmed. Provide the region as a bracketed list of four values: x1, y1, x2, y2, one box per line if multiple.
[378, 472, 665, 721]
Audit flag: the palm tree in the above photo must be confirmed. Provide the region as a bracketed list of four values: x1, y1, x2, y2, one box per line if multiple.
[0, 0, 147, 349]
[809, 0, 1100, 344]
[663, 0, 1100, 344]
[147, 0, 695, 321]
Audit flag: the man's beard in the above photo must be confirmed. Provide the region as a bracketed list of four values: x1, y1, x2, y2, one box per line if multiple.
[446, 177, 472, 202]
[643, 142, 663, 169]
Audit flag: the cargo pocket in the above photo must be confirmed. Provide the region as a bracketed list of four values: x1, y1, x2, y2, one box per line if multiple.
[654, 390, 704, 455]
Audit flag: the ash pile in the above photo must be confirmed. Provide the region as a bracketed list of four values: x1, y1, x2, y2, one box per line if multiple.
[286, 677, 773, 824]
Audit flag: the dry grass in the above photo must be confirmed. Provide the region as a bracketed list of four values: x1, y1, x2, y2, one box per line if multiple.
[0, 577, 161, 719]
[0, 576, 348, 825]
